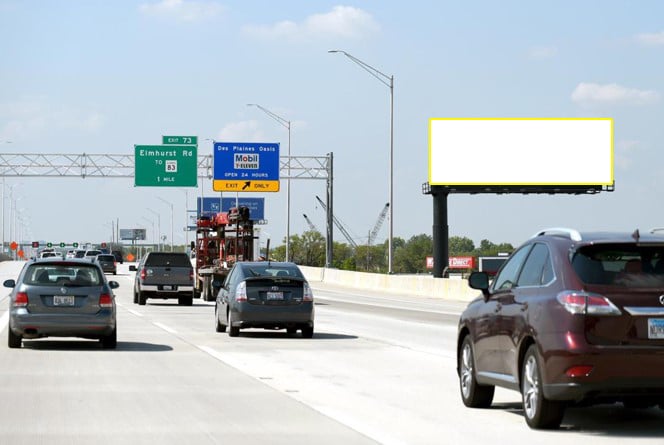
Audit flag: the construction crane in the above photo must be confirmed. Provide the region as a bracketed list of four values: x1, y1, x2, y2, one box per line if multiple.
[368, 203, 389, 246]
[315, 195, 358, 248]
[303, 214, 319, 232]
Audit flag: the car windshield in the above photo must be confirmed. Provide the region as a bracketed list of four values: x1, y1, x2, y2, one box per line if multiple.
[23, 264, 103, 286]
[242, 265, 303, 278]
[572, 244, 664, 287]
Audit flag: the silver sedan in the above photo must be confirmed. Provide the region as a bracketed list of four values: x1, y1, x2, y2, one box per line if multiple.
[4, 258, 119, 349]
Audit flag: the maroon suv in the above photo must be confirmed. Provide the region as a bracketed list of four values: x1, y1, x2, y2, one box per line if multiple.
[457, 228, 664, 429]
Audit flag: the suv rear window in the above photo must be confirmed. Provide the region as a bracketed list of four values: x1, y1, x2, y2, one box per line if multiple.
[572, 244, 664, 286]
[96, 255, 115, 261]
[145, 253, 191, 267]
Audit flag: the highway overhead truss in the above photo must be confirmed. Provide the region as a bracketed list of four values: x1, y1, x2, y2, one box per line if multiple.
[0, 152, 332, 181]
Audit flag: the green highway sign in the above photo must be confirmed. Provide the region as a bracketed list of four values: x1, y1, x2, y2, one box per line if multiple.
[163, 135, 197, 145]
[134, 145, 198, 187]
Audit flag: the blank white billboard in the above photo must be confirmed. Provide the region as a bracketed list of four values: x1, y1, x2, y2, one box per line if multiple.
[428, 118, 614, 186]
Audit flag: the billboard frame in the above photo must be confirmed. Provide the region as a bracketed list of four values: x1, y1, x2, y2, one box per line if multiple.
[428, 117, 614, 191]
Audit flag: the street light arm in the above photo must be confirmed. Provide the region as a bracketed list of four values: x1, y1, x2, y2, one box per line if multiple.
[246, 104, 290, 130]
[156, 196, 173, 209]
[328, 50, 392, 89]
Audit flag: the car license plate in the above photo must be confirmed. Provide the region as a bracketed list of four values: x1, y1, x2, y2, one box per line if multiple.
[53, 295, 75, 306]
[163, 285, 174, 291]
[648, 318, 664, 339]
[266, 291, 283, 300]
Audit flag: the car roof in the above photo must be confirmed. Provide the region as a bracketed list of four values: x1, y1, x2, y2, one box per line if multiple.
[29, 258, 100, 265]
[237, 261, 298, 268]
[531, 228, 664, 246]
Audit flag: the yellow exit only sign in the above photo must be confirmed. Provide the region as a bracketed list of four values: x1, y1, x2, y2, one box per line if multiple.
[213, 180, 280, 192]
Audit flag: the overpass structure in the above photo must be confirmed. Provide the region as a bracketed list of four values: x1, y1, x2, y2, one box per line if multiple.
[0, 152, 336, 267]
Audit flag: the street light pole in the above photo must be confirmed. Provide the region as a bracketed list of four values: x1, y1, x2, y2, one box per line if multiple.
[147, 208, 161, 250]
[180, 189, 190, 252]
[247, 103, 292, 262]
[328, 50, 395, 274]
[1, 177, 4, 254]
[157, 197, 174, 252]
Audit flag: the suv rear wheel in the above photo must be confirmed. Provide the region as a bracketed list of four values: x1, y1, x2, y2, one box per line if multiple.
[8, 328, 21, 349]
[100, 327, 117, 349]
[459, 336, 494, 408]
[522, 345, 565, 429]
[178, 295, 193, 306]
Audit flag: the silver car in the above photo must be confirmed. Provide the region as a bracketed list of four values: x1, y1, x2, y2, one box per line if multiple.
[3, 258, 119, 349]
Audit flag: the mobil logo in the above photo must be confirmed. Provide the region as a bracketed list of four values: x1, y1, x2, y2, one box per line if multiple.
[234, 153, 259, 170]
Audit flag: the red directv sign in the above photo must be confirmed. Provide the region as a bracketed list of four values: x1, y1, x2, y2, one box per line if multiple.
[449, 256, 476, 269]
[426, 256, 476, 270]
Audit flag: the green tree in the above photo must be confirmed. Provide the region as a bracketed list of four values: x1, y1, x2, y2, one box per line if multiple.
[286, 231, 326, 266]
[393, 234, 432, 274]
[449, 236, 475, 255]
[474, 239, 514, 257]
[333, 242, 355, 269]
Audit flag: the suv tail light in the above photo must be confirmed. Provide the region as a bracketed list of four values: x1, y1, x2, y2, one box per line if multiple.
[303, 282, 314, 302]
[99, 293, 113, 308]
[140, 268, 147, 281]
[14, 292, 29, 307]
[557, 291, 621, 316]
[235, 281, 248, 302]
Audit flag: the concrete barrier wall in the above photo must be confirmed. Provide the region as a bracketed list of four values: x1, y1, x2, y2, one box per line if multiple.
[298, 266, 479, 302]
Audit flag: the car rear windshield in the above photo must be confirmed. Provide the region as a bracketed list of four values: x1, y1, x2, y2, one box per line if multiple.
[572, 244, 664, 287]
[145, 253, 191, 267]
[24, 264, 103, 286]
[242, 265, 304, 278]
[97, 255, 115, 261]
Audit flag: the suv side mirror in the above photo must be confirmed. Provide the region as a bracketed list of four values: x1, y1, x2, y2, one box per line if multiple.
[468, 272, 490, 300]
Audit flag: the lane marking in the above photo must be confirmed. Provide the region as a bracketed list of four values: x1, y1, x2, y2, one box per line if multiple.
[0, 311, 8, 332]
[196, 344, 406, 445]
[153, 322, 178, 334]
[198, 345, 225, 362]
[116, 302, 144, 317]
[315, 294, 463, 317]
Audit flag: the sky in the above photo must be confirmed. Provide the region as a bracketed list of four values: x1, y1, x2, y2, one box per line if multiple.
[1, 0, 664, 253]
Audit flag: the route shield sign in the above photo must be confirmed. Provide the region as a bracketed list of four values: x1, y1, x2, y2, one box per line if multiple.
[212, 142, 280, 192]
[135, 145, 198, 187]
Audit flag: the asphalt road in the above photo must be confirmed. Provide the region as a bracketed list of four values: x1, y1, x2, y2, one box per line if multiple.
[1, 261, 664, 444]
